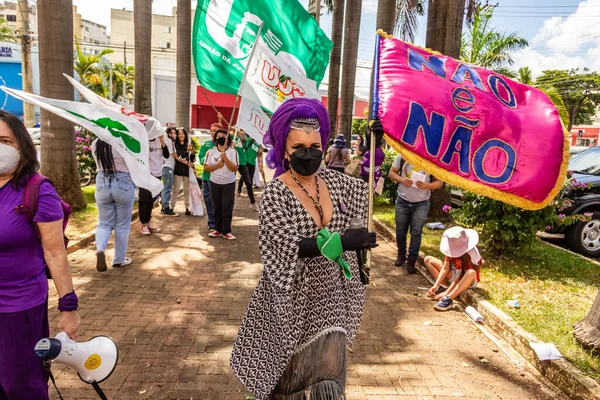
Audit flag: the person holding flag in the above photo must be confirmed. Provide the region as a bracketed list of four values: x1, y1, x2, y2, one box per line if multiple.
[230, 98, 377, 399]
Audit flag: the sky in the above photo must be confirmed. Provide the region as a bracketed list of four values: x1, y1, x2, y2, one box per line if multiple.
[67, 0, 600, 98]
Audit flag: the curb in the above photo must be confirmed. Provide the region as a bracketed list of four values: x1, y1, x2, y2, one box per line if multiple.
[372, 217, 600, 400]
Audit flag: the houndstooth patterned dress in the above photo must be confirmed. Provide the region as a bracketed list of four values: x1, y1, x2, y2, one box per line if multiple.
[230, 168, 368, 399]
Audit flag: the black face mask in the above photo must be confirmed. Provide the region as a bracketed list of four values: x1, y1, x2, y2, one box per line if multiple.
[216, 137, 227, 146]
[289, 148, 323, 176]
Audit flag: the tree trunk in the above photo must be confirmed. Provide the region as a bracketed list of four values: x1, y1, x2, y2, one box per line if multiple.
[367, 0, 396, 120]
[134, 0, 152, 115]
[176, 0, 191, 131]
[338, 0, 362, 142]
[573, 290, 600, 354]
[17, 0, 35, 127]
[424, 0, 465, 219]
[309, 0, 322, 25]
[37, 0, 85, 209]
[327, 0, 344, 135]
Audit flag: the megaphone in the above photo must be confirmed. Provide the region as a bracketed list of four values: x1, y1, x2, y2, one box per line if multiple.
[34, 332, 118, 399]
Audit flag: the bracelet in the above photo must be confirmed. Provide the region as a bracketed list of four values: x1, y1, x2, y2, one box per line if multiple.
[58, 291, 79, 312]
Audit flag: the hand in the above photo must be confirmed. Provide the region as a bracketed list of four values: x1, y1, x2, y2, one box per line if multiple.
[416, 181, 430, 190]
[217, 112, 223, 119]
[369, 118, 385, 143]
[427, 286, 438, 297]
[341, 228, 378, 251]
[220, 151, 227, 161]
[58, 311, 81, 340]
[188, 162, 194, 167]
[401, 177, 413, 187]
[434, 292, 447, 301]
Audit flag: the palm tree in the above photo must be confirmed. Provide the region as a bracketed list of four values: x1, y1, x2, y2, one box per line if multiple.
[73, 40, 114, 97]
[326, 0, 344, 134]
[460, 6, 528, 77]
[394, 0, 426, 42]
[37, 0, 85, 208]
[176, 0, 191, 131]
[0, 17, 15, 42]
[103, 63, 135, 103]
[518, 66, 533, 85]
[338, 0, 362, 141]
[134, 0, 152, 115]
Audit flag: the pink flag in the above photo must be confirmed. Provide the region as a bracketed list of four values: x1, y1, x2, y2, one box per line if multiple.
[372, 33, 569, 210]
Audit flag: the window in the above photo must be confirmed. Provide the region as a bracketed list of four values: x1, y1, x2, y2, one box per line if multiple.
[576, 138, 591, 147]
[6, 15, 16, 22]
[85, 26, 89, 32]
[166, 42, 171, 49]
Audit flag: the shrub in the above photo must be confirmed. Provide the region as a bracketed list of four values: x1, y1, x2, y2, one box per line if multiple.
[380, 148, 399, 203]
[449, 173, 592, 256]
[75, 127, 96, 175]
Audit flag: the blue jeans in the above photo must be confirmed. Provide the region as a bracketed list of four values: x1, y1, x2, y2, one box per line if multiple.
[203, 179, 215, 228]
[395, 198, 430, 261]
[161, 167, 174, 209]
[95, 172, 136, 264]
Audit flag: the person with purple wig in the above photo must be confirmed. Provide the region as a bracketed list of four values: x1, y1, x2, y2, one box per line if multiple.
[231, 98, 378, 399]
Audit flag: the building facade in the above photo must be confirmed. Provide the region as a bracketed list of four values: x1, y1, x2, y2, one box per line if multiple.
[0, 1, 38, 37]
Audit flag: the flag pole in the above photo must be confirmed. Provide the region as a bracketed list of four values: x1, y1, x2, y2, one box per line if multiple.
[366, 33, 382, 271]
[230, 23, 264, 134]
[201, 86, 230, 126]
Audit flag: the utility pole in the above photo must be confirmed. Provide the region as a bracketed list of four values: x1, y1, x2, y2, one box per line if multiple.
[123, 41, 127, 102]
[17, 0, 34, 127]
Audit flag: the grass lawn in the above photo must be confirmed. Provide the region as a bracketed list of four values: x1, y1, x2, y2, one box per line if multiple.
[67, 186, 98, 241]
[374, 198, 600, 381]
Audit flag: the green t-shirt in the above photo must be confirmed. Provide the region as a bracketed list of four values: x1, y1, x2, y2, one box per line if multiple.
[198, 140, 215, 181]
[236, 141, 248, 166]
[245, 139, 259, 166]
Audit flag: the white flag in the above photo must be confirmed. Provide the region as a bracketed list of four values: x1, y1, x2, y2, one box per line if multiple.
[238, 37, 320, 113]
[188, 168, 204, 216]
[3, 87, 163, 196]
[64, 74, 165, 140]
[237, 97, 270, 147]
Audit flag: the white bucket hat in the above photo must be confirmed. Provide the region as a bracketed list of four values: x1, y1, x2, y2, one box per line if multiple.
[440, 226, 479, 258]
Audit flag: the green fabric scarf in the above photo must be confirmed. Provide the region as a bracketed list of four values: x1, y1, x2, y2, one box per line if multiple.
[316, 228, 352, 280]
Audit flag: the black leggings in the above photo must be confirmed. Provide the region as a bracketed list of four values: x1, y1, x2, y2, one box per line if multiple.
[138, 188, 154, 224]
[237, 164, 256, 204]
[210, 181, 236, 234]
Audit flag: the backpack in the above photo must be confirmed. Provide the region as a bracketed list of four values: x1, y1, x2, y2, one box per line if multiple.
[15, 173, 72, 279]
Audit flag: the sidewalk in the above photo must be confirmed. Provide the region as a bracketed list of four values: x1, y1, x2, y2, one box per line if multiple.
[48, 186, 565, 400]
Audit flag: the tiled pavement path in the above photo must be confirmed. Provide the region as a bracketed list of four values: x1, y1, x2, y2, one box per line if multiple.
[48, 187, 565, 399]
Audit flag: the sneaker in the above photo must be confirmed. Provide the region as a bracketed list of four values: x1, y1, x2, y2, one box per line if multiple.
[394, 254, 406, 267]
[112, 258, 133, 268]
[96, 250, 107, 272]
[163, 207, 178, 217]
[223, 233, 236, 240]
[208, 230, 223, 238]
[148, 224, 161, 233]
[427, 285, 448, 299]
[185, 209, 191, 216]
[406, 259, 418, 274]
[160, 207, 166, 214]
[141, 224, 151, 235]
[250, 203, 259, 211]
[434, 296, 454, 311]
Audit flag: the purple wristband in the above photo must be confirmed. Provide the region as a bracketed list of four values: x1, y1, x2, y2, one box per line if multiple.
[58, 291, 79, 312]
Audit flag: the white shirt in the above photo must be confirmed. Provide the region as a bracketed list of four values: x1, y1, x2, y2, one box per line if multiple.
[91, 139, 129, 173]
[206, 147, 238, 185]
[148, 139, 163, 177]
[162, 138, 176, 170]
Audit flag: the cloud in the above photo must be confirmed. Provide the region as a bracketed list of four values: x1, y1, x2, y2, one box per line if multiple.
[512, 0, 600, 76]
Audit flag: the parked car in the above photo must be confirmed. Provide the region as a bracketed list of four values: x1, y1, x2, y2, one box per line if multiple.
[450, 146, 600, 258]
[552, 146, 600, 258]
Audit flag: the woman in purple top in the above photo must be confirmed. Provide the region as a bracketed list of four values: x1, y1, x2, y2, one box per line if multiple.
[359, 131, 385, 184]
[0, 111, 80, 399]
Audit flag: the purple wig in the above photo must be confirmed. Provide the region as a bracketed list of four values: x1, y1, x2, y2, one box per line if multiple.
[264, 98, 331, 178]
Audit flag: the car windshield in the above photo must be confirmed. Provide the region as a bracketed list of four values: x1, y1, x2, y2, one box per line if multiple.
[569, 147, 600, 176]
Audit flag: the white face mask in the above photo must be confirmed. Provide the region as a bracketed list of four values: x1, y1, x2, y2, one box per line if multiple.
[0, 143, 20, 175]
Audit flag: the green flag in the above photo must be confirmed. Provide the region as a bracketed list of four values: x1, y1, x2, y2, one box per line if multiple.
[192, 0, 332, 95]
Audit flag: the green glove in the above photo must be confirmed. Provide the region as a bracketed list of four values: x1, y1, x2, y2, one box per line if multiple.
[316, 228, 352, 281]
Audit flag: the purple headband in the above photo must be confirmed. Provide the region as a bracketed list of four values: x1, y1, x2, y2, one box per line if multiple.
[264, 98, 331, 178]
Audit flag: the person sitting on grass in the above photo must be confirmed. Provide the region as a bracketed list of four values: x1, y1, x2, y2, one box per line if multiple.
[424, 226, 483, 311]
